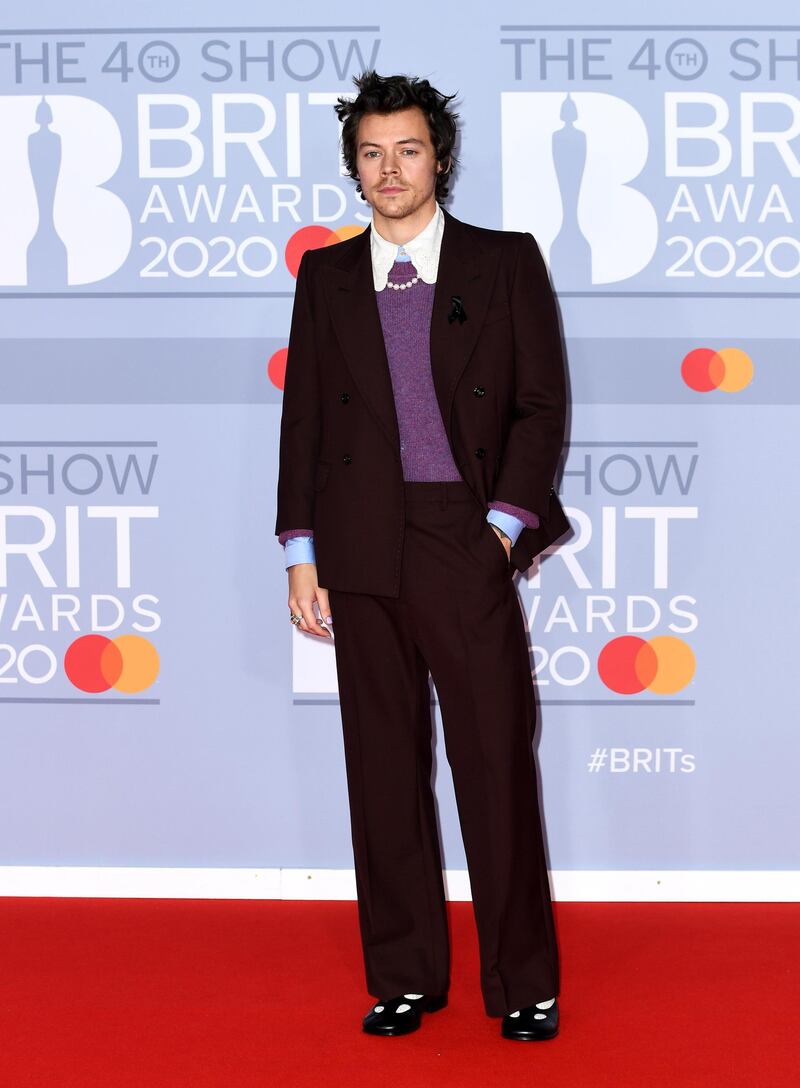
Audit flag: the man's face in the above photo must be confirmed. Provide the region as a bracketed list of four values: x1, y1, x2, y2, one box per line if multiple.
[355, 106, 442, 221]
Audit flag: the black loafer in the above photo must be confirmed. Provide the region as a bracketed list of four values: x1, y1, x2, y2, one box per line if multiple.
[501, 996, 559, 1041]
[362, 992, 448, 1036]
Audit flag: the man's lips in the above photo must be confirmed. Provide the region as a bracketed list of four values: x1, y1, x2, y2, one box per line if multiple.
[379, 186, 406, 193]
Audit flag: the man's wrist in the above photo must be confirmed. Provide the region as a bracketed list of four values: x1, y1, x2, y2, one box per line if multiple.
[486, 508, 525, 545]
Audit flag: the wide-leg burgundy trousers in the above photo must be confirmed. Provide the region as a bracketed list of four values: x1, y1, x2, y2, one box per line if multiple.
[327, 479, 560, 1017]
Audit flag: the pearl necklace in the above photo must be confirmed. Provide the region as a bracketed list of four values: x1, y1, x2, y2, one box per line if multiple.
[385, 274, 420, 290]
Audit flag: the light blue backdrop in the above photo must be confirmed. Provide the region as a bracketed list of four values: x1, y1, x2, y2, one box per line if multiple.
[0, 1, 797, 875]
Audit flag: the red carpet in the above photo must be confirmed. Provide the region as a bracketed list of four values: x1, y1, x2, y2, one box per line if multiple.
[0, 899, 796, 1087]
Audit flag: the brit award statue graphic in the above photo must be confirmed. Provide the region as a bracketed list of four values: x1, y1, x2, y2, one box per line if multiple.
[3, 93, 132, 289]
[25, 96, 69, 289]
[548, 93, 593, 290]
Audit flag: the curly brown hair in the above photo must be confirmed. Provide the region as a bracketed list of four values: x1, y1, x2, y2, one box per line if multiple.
[333, 70, 461, 202]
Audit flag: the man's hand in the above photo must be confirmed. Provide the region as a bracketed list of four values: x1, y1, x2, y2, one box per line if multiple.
[489, 523, 512, 562]
[288, 563, 333, 638]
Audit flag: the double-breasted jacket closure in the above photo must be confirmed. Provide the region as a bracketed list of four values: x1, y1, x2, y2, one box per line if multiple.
[275, 206, 569, 597]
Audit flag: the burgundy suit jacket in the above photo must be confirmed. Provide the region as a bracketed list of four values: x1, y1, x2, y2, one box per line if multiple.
[274, 206, 570, 597]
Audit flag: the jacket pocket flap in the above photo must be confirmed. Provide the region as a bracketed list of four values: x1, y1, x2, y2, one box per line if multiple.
[483, 300, 512, 325]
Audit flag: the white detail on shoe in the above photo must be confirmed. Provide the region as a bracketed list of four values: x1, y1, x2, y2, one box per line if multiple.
[508, 996, 555, 1019]
[395, 1003, 412, 1013]
[374, 1005, 384, 1013]
[403, 993, 424, 1000]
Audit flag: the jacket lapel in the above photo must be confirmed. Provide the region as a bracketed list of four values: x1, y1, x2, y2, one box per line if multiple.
[322, 206, 503, 463]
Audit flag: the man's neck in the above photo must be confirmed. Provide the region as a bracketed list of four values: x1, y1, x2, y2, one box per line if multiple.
[371, 199, 438, 246]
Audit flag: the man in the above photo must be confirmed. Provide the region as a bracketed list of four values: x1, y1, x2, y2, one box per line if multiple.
[274, 71, 569, 1042]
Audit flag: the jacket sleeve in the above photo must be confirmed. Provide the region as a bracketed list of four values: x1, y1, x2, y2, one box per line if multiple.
[491, 232, 566, 518]
[274, 249, 322, 538]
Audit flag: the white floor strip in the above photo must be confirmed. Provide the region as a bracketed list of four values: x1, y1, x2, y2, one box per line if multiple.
[0, 867, 797, 901]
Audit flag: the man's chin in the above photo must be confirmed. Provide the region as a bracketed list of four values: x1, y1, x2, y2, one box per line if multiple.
[373, 199, 414, 217]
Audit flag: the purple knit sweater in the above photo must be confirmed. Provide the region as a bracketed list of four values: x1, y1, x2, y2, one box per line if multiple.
[376, 256, 461, 480]
[278, 255, 540, 544]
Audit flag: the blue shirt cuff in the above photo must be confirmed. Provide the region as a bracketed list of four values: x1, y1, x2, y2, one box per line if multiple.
[486, 508, 525, 546]
[284, 535, 316, 568]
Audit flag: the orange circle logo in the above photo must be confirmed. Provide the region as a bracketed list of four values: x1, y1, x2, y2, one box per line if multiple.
[597, 635, 695, 695]
[64, 634, 160, 693]
[284, 223, 366, 278]
[681, 347, 753, 392]
[268, 346, 289, 390]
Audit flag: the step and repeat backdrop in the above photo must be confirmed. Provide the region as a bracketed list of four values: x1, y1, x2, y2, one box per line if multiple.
[0, 2, 797, 884]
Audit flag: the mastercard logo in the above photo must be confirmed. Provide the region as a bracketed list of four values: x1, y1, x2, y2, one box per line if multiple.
[681, 347, 753, 392]
[285, 223, 366, 278]
[64, 634, 160, 694]
[269, 224, 367, 389]
[597, 635, 695, 695]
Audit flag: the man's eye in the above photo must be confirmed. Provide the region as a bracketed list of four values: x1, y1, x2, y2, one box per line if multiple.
[364, 149, 417, 158]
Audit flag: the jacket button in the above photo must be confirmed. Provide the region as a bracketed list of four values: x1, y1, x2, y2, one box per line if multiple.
[474, 447, 486, 459]
[340, 392, 350, 403]
[472, 385, 485, 397]
[342, 454, 352, 465]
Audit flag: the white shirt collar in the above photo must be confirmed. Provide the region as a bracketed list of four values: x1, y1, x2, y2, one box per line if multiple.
[369, 202, 444, 291]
